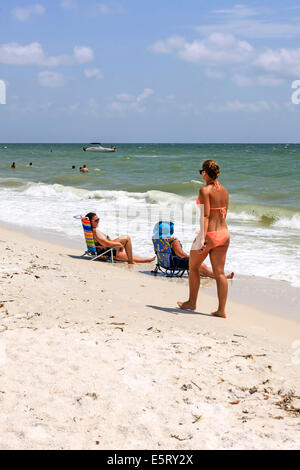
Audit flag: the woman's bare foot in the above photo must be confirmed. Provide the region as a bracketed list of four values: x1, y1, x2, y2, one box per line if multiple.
[211, 310, 227, 319]
[226, 272, 234, 279]
[177, 301, 196, 311]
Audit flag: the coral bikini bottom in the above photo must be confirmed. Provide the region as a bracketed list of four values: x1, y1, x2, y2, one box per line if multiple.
[206, 228, 230, 248]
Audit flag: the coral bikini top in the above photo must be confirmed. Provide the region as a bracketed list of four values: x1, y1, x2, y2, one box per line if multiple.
[196, 180, 227, 218]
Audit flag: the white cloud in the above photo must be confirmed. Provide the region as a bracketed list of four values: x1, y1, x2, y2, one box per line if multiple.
[107, 100, 126, 113]
[60, 0, 77, 9]
[12, 3, 45, 22]
[62, 102, 80, 114]
[204, 68, 225, 79]
[108, 88, 154, 113]
[136, 88, 154, 102]
[94, 2, 125, 15]
[84, 68, 103, 79]
[87, 98, 100, 117]
[0, 42, 94, 66]
[149, 33, 254, 64]
[149, 36, 186, 54]
[232, 74, 254, 87]
[196, 20, 300, 39]
[68, 103, 79, 112]
[0, 42, 48, 66]
[157, 94, 176, 104]
[205, 99, 270, 112]
[255, 48, 300, 77]
[150, 31, 300, 81]
[38, 71, 65, 87]
[258, 75, 284, 86]
[197, 3, 300, 39]
[116, 93, 133, 101]
[232, 73, 284, 87]
[73, 46, 94, 64]
[211, 4, 258, 17]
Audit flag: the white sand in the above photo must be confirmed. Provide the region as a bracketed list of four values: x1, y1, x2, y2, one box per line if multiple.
[0, 227, 299, 450]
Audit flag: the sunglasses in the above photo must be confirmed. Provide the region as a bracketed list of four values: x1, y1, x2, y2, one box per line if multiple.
[93, 218, 100, 223]
[199, 169, 204, 174]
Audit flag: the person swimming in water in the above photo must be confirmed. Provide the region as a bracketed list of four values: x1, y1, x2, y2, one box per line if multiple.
[178, 160, 231, 318]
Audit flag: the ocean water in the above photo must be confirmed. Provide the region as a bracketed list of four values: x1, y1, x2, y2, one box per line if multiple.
[0, 143, 299, 286]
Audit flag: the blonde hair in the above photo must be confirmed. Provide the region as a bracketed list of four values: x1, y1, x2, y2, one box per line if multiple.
[202, 159, 220, 179]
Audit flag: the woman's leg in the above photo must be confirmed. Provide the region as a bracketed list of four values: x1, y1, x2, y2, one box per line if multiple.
[114, 235, 155, 263]
[209, 244, 229, 318]
[115, 251, 155, 263]
[177, 246, 210, 310]
[199, 263, 215, 278]
[199, 264, 234, 279]
[114, 235, 134, 264]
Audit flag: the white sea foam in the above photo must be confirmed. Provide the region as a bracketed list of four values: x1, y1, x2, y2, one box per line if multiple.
[273, 214, 300, 230]
[227, 211, 257, 222]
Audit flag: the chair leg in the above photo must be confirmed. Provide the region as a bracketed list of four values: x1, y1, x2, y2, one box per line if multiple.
[152, 264, 159, 274]
[91, 248, 114, 262]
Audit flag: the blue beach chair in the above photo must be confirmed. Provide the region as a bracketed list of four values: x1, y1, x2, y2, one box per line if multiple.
[152, 221, 189, 277]
[81, 217, 114, 262]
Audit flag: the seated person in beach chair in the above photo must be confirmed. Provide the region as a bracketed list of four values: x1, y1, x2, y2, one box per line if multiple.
[152, 221, 234, 279]
[152, 221, 189, 277]
[81, 216, 115, 262]
[85, 212, 155, 265]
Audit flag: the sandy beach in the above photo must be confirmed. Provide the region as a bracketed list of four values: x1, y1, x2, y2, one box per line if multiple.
[0, 225, 299, 450]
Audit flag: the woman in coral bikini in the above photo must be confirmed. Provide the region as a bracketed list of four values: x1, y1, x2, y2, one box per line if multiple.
[178, 160, 231, 318]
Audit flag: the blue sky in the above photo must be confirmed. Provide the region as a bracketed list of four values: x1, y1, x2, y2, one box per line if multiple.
[1, 0, 300, 142]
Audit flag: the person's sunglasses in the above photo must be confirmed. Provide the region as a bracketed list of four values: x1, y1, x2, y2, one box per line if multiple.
[199, 169, 204, 174]
[93, 218, 100, 223]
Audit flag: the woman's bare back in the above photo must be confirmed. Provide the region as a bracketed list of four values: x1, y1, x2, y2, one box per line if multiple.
[207, 184, 229, 232]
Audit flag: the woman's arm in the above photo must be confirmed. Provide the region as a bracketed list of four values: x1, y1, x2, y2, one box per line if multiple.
[199, 186, 210, 242]
[93, 230, 123, 248]
[170, 239, 189, 258]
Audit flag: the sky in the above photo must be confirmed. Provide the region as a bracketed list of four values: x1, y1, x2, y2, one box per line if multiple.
[1, 0, 300, 142]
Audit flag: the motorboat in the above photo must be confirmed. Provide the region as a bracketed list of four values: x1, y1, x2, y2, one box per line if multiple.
[83, 143, 116, 152]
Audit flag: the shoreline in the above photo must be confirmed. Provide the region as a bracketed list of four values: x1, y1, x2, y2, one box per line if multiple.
[0, 224, 299, 449]
[1, 221, 299, 323]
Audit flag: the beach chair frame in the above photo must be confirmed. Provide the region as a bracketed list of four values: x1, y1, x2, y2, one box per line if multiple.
[152, 238, 189, 277]
[81, 217, 114, 262]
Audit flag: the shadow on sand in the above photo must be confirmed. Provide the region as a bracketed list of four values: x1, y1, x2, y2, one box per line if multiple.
[146, 304, 212, 317]
[67, 254, 124, 263]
